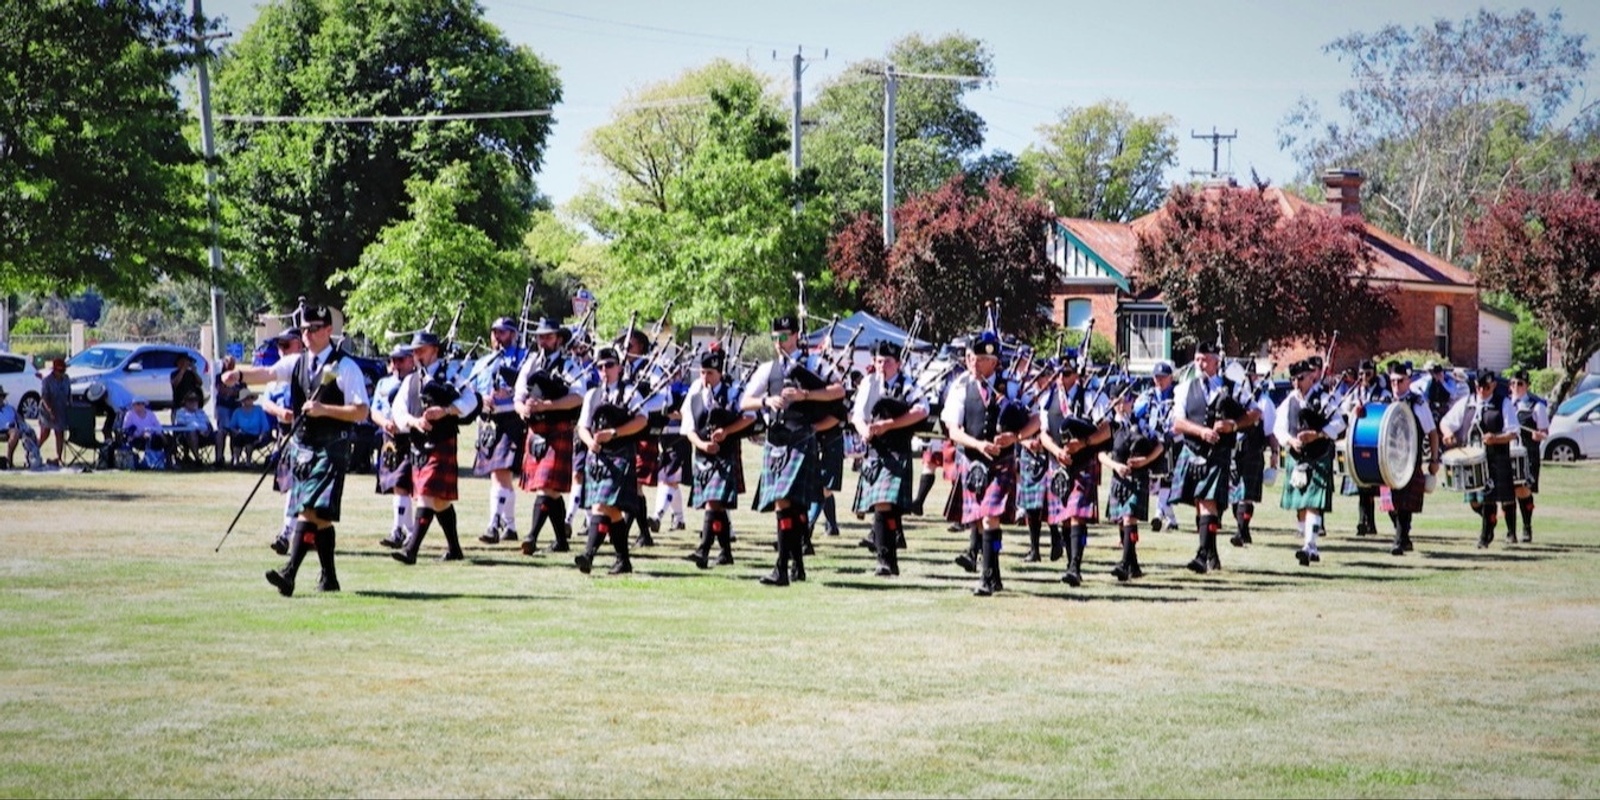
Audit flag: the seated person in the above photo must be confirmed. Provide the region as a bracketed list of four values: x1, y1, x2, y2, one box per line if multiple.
[226, 389, 272, 464]
[86, 381, 135, 442]
[121, 398, 168, 466]
[0, 387, 19, 469]
[172, 392, 215, 466]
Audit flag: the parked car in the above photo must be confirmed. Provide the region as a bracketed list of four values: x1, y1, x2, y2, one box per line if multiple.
[1542, 389, 1600, 462]
[1570, 372, 1600, 396]
[65, 342, 212, 411]
[0, 352, 43, 420]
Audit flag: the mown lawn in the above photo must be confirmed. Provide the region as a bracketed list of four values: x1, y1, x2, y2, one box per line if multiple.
[2, 451, 1598, 798]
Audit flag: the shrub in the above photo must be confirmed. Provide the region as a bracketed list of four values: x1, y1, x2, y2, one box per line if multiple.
[1375, 349, 1450, 372]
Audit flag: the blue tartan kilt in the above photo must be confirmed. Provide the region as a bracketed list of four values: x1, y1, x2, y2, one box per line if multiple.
[1016, 447, 1051, 511]
[375, 433, 413, 495]
[472, 412, 524, 476]
[584, 443, 639, 510]
[1230, 453, 1265, 505]
[286, 437, 350, 522]
[1106, 470, 1151, 521]
[658, 433, 690, 484]
[961, 454, 1017, 524]
[757, 430, 818, 513]
[689, 442, 742, 508]
[1174, 443, 1230, 507]
[853, 445, 913, 513]
[1280, 449, 1335, 512]
[1049, 461, 1100, 524]
[816, 427, 845, 492]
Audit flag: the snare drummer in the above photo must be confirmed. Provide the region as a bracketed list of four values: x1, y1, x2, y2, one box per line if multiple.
[1382, 361, 1440, 556]
[1509, 369, 1550, 542]
[1440, 372, 1520, 548]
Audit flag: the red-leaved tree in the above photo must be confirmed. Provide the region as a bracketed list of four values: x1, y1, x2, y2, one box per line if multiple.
[828, 175, 1057, 343]
[1134, 185, 1395, 356]
[1467, 159, 1600, 402]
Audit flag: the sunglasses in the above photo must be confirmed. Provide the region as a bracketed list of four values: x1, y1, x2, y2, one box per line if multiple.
[598, 361, 620, 369]
[303, 323, 328, 333]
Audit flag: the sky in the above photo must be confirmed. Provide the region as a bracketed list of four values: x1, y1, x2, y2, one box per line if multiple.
[200, 0, 1600, 208]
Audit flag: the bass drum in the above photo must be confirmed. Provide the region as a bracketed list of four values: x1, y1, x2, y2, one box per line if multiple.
[1346, 401, 1419, 489]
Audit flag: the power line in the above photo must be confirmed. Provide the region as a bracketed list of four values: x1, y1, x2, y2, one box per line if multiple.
[219, 96, 708, 125]
[885, 67, 1597, 92]
[495, 1, 807, 50]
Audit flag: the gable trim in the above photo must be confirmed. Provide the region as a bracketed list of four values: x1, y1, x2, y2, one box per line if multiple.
[1054, 221, 1131, 292]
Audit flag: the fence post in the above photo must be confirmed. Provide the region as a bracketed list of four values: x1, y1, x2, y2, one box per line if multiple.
[70, 322, 86, 356]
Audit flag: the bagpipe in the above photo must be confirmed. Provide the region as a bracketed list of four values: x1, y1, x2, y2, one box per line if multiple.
[1297, 329, 1340, 461]
[520, 302, 594, 421]
[1195, 321, 1250, 461]
[867, 310, 934, 449]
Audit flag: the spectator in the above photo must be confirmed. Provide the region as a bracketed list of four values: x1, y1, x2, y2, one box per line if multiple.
[213, 355, 241, 465]
[172, 392, 214, 467]
[170, 353, 204, 425]
[226, 389, 272, 465]
[86, 380, 134, 441]
[0, 387, 19, 469]
[122, 397, 167, 466]
[39, 358, 71, 467]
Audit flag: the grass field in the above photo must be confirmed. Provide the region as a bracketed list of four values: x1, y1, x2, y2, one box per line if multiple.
[3, 448, 1599, 798]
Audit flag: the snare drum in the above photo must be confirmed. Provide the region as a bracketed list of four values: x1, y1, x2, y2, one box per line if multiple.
[1509, 441, 1533, 486]
[1440, 446, 1488, 493]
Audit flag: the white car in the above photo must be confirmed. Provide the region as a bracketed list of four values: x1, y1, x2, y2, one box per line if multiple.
[1542, 389, 1600, 462]
[0, 351, 43, 420]
[65, 342, 212, 411]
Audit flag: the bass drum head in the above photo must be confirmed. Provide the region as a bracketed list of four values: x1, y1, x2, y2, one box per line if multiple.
[1377, 401, 1419, 488]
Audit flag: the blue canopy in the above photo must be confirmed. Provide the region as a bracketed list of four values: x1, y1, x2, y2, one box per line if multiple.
[803, 311, 933, 353]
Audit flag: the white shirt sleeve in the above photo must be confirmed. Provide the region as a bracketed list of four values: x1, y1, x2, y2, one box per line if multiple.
[743, 361, 775, 403]
[1439, 395, 1470, 440]
[1497, 398, 1519, 436]
[392, 374, 419, 433]
[1171, 378, 1200, 428]
[577, 386, 602, 431]
[940, 374, 969, 432]
[1273, 394, 1295, 448]
[335, 356, 370, 409]
[850, 375, 877, 428]
[269, 353, 303, 384]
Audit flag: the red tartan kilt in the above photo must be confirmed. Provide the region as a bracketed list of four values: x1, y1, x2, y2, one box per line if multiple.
[519, 417, 575, 493]
[635, 438, 660, 487]
[936, 439, 959, 482]
[412, 442, 459, 502]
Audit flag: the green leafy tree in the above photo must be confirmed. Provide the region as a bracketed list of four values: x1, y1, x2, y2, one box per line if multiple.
[214, 0, 561, 309]
[1, 0, 206, 300]
[803, 33, 993, 218]
[1019, 100, 1178, 222]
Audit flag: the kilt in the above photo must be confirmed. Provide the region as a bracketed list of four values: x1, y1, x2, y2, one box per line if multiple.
[1049, 461, 1099, 524]
[1280, 449, 1335, 512]
[286, 436, 351, 522]
[272, 444, 295, 494]
[658, 433, 689, 484]
[375, 434, 413, 495]
[412, 438, 460, 501]
[519, 417, 576, 494]
[1467, 447, 1517, 505]
[635, 438, 660, 487]
[690, 441, 743, 508]
[1106, 469, 1151, 521]
[853, 445, 913, 513]
[817, 427, 845, 492]
[1380, 467, 1427, 514]
[1015, 447, 1052, 512]
[472, 412, 525, 476]
[1230, 453, 1265, 505]
[935, 439, 959, 482]
[756, 428, 819, 513]
[961, 455, 1017, 525]
[1173, 443, 1230, 507]
[585, 443, 640, 509]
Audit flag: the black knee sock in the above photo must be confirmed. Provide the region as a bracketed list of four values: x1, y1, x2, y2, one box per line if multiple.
[1066, 521, 1085, 570]
[315, 525, 338, 585]
[283, 519, 318, 580]
[1397, 511, 1412, 539]
[1196, 515, 1219, 559]
[871, 511, 888, 555]
[697, 514, 716, 556]
[408, 508, 436, 556]
[584, 514, 608, 557]
[712, 511, 732, 554]
[1479, 503, 1498, 544]
[1359, 493, 1376, 531]
[529, 496, 552, 544]
[1121, 522, 1139, 566]
[1519, 496, 1535, 533]
[773, 509, 796, 573]
[1237, 502, 1253, 537]
[913, 473, 935, 512]
[821, 495, 838, 532]
[967, 526, 981, 558]
[438, 505, 461, 555]
[550, 497, 570, 545]
[611, 515, 631, 560]
[1048, 524, 1063, 560]
[1026, 510, 1043, 553]
[1501, 502, 1518, 539]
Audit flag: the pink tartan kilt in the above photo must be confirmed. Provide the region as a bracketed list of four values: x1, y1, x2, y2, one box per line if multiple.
[960, 457, 1017, 525]
[1048, 462, 1100, 525]
[519, 417, 576, 494]
[635, 438, 660, 487]
[412, 442, 459, 502]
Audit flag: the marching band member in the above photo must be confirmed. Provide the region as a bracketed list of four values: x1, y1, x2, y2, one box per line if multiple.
[264, 327, 305, 556]
[515, 317, 585, 555]
[1441, 372, 1521, 548]
[1014, 364, 1060, 563]
[1039, 357, 1110, 587]
[650, 365, 691, 535]
[1171, 342, 1260, 573]
[742, 315, 845, 587]
[1509, 369, 1549, 542]
[574, 347, 653, 575]
[1228, 360, 1275, 548]
[1100, 390, 1163, 581]
[1381, 361, 1439, 556]
[1276, 359, 1344, 567]
[473, 316, 527, 545]
[806, 338, 849, 549]
[1135, 361, 1180, 532]
[850, 341, 930, 578]
[621, 328, 659, 549]
[373, 346, 417, 550]
[681, 350, 752, 569]
[391, 332, 479, 565]
[1342, 359, 1391, 537]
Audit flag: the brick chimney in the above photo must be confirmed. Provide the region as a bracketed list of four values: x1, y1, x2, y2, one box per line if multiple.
[1322, 168, 1364, 218]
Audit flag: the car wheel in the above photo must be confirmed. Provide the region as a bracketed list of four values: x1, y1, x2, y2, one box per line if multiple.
[1546, 439, 1580, 463]
[18, 392, 41, 421]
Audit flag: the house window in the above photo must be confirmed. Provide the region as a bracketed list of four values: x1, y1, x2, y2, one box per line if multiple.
[1128, 310, 1171, 363]
[1065, 299, 1092, 331]
[1434, 304, 1451, 358]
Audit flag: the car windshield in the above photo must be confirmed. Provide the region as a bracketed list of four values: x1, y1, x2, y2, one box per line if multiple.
[68, 347, 133, 370]
[1555, 391, 1600, 417]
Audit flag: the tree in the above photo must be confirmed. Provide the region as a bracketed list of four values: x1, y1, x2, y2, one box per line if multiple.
[1279, 9, 1595, 261]
[828, 175, 1057, 343]
[1467, 159, 1600, 402]
[803, 33, 993, 218]
[1019, 100, 1178, 222]
[1, 0, 207, 301]
[214, 0, 561, 309]
[1134, 185, 1395, 355]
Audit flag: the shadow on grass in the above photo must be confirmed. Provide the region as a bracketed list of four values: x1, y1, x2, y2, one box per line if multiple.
[1343, 560, 1476, 571]
[0, 486, 145, 504]
[352, 589, 560, 602]
[1227, 567, 1423, 581]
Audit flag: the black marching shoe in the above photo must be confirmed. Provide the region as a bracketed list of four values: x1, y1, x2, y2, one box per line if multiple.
[479, 525, 501, 545]
[684, 550, 710, 570]
[715, 550, 735, 566]
[646, 517, 661, 534]
[1021, 547, 1041, 563]
[379, 527, 406, 549]
[317, 573, 340, 593]
[1295, 548, 1311, 566]
[550, 538, 571, 553]
[265, 569, 294, 597]
[760, 569, 790, 587]
[1060, 568, 1082, 587]
[270, 534, 289, 556]
[608, 558, 633, 575]
[1111, 563, 1131, 583]
[857, 537, 878, 553]
[954, 552, 978, 573]
[946, 522, 966, 533]
[874, 560, 894, 578]
[439, 550, 464, 562]
[1150, 518, 1163, 532]
[789, 563, 807, 583]
[574, 553, 593, 574]
[1206, 553, 1222, 572]
[1186, 555, 1209, 574]
[391, 550, 418, 565]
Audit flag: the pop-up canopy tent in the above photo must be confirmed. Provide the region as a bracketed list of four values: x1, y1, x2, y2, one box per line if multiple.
[802, 310, 934, 353]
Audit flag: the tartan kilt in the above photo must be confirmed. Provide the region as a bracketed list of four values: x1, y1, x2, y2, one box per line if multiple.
[659, 433, 690, 484]
[272, 444, 295, 494]
[585, 443, 640, 509]
[1106, 470, 1151, 521]
[412, 438, 460, 502]
[1049, 460, 1100, 524]
[519, 417, 575, 494]
[472, 412, 525, 476]
[1016, 447, 1052, 511]
[961, 455, 1017, 525]
[1280, 449, 1335, 512]
[635, 437, 661, 487]
[937, 439, 959, 482]
[816, 427, 845, 492]
[689, 442, 742, 508]
[1174, 443, 1231, 507]
[853, 445, 913, 513]
[1380, 467, 1427, 514]
[286, 437, 350, 522]
[1230, 453, 1265, 505]
[757, 430, 818, 513]
[375, 433, 414, 495]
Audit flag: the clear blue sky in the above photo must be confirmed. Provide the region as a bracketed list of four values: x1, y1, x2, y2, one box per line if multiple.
[203, 0, 1600, 206]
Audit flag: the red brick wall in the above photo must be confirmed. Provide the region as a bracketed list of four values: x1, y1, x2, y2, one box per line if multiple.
[1051, 287, 1120, 336]
[1269, 288, 1477, 373]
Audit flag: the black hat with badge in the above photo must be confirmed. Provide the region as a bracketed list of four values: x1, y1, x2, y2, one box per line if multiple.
[1387, 360, 1412, 377]
[771, 315, 799, 334]
[1359, 358, 1377, 373]
[871, 340, 899, 359]
[700, 351, 726, 372]
[301, 303, 334, 328]
[971, 332, 1001, 358]
[1290, 359, 1316, 377]
[1194, 341, 1219, 356]
[410, 331, 442, 350]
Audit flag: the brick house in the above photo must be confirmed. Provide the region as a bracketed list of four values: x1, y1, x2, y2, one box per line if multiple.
[1047, 170, 1479, 373]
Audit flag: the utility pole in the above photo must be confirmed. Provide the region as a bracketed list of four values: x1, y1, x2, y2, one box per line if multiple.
[1189, 127, 1238, 180]
[774, 46, 826, 175]
[192, 0, 229, 410]
[882, 62, 898, 248]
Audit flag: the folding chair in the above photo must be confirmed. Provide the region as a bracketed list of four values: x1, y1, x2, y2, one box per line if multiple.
[63, 405, 104, 468]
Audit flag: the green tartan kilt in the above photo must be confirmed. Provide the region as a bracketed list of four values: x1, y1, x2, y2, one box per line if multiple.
[1015, 447, 1051, 511]
[689, 443, 742, 508]
[1280, 449, 1335, 512]
[852, 445, 913, 513]
[757, 430, 818, 513]
[287, 437, 351, 522]
[1230, 453, 1265, 505]
[1173, 443, 1231, 507]
[584, 443, 639, 510]
[1106, 471, 1151, 521]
